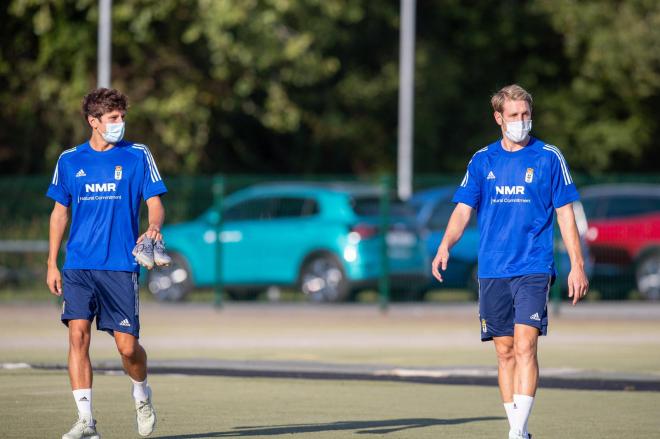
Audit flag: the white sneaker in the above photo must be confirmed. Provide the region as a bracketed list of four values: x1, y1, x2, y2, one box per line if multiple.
[62, 414, 100, 439]
[135, 385, 156, 436]
[153, 240, 172, 267]
[132, 237, 155, 270]
[508, 432, 532, 439]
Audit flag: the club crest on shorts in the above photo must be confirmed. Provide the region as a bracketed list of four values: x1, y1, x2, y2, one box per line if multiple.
[481, 318, 487, 333]
[115, 165, 122, 180]
[525, 167, 534, 183]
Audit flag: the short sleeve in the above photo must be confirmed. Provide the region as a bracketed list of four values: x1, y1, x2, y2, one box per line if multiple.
[452, 158, 481, 209]
[46, 157, 72, 207]
[546, 145, 579, 208]
[137, 145, 167, 201]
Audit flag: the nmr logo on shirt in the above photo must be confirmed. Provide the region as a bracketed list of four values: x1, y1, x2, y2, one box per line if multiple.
[85, 183, 117, 193]
[495, 185, 525, 195]
[79, 182, 122, 203]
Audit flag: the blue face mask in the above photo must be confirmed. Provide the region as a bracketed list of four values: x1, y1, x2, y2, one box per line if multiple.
[102, 122, 125, 144]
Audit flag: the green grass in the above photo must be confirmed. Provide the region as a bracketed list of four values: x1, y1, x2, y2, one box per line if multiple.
[2, 369, 659, 438]
[2, 302, 660, 374]
[1, 302, 660, 437]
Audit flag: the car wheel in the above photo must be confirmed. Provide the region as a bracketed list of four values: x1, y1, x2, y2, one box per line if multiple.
[636, 251, 660, 300]
[147, 252, 194, 301]
[299, 253, 349, 302]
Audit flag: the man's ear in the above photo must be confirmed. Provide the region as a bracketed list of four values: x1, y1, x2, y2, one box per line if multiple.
[88, 115, 98, 129]
[494, 111, 503, 126]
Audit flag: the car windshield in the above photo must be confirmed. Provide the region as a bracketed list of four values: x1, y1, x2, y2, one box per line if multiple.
[350, 196, 414, 217]
[407, 200, 425, 215]
[583, 195, 660, 220]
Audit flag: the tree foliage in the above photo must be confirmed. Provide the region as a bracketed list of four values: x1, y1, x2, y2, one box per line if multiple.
[1, 0, 658, 176]
[533, 0, 660, 171]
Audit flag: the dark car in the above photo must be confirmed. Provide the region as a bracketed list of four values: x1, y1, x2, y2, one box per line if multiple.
[581, 184, 660, 299]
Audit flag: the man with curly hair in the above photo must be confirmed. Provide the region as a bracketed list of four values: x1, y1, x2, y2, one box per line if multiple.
[47, 88, 166, 438]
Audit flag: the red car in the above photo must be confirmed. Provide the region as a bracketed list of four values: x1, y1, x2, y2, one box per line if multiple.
[581, 184, 660, 299]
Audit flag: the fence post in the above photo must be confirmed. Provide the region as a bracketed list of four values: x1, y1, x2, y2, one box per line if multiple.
[379, 174, 391, 312]
[551, 244, 562, 316]
[212, 174, 225, 308]
[56, 247, 65, 306]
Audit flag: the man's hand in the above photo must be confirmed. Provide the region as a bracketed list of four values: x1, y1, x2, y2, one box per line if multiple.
[430, 204, 473, 283]
[137, 224, 162, 244]
[556, 203, 589, 306]
[567, 266, 589, 305]
[47, 265, 62, 296]
[432, 246, 449, 282]
[47, 201, 68, 297]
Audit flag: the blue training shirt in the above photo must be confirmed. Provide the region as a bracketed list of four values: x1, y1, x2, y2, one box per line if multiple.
[452, 136, 579, 278]
[46, 140, 167, 272]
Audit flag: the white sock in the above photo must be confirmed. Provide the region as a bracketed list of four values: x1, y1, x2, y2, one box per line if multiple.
[503, 401, 516, 430]
[513, 394, 535, 436]
[131, 377, 149, 402]
[72, 388, 92, 417]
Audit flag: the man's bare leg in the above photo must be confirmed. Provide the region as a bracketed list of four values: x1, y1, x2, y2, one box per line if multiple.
[513, 324, 539, 395]
[65, 319, 98, 436]
[493, 335, 516, 432]
[115, 332, 156, 436]
[68, 320, 93, 389]
[114, 332, 147, 381]
[494, 335, 516, 400]
[512, 323, 540, 437]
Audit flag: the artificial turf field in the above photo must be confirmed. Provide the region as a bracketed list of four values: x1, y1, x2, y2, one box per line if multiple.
[1, 301, 660, 438]
[2, 369, 659, 438]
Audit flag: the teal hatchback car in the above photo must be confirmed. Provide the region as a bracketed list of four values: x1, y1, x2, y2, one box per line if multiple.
[148, 183, 429, 301]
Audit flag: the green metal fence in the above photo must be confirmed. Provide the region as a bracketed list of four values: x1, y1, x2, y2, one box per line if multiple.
[1, 173, 658, 303]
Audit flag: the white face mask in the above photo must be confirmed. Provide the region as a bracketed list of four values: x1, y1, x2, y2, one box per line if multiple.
[101, 122, 125, 144]
[504, 119, 532, 143]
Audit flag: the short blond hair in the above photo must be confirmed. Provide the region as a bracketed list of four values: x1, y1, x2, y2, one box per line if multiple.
[491, 84, 533, 113]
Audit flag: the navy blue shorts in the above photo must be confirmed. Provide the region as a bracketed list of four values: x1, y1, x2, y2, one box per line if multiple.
[478, 274, 553, 341]
[61, 269, 140, 338]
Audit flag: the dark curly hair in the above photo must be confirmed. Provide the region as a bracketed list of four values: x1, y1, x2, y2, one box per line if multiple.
[82, 88, 128, 120]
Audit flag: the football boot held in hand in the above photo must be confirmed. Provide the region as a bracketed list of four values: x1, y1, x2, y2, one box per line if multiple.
[132, 237, 171, 269]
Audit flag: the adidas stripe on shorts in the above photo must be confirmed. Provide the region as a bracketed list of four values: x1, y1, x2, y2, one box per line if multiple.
[477, 274, 552, 341]
[61, 269, 140, 337]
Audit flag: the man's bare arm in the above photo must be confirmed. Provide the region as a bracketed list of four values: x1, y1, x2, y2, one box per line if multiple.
[432, 203, 473, 282]
[139, 195, 165, 242]
[556, 203, 589, 305]
[46, 202, 69, 296]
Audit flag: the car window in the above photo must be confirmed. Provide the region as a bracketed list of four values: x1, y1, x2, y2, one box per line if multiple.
[351, 196, 413, 217]
[224, 197, 319, 221]
[601, 196, 660, 219]
[428, 202, 454, 230]
[408, 200, 425, 215]
[426, 198, 477, 230]
[580, 198, 600, 220]
[224, 198, 277, 221]
[274, 197, 319, 218]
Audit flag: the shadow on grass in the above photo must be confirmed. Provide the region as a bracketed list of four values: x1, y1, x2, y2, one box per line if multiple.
[156, 416, 504, 437]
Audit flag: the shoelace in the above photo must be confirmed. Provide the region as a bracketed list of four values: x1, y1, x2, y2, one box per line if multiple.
[136, 400, 153, 419]
[136, 239, 154, 254]
[70, 417, 92, 432]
